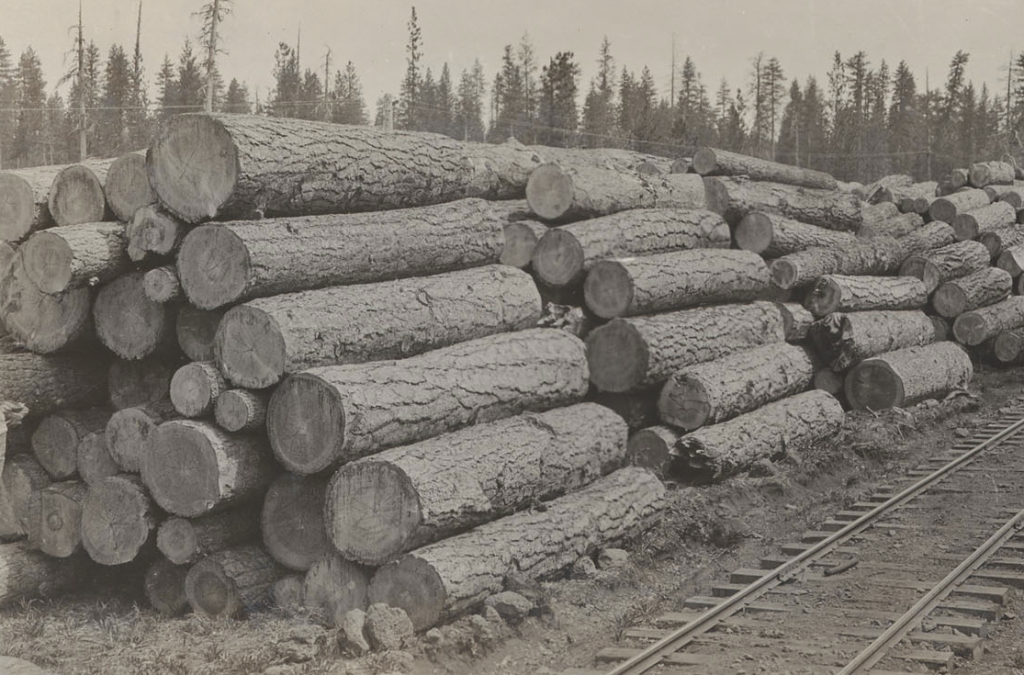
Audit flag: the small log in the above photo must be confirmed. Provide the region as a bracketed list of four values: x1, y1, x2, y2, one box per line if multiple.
[929, 189, 992, 223]
[993, 328, 1024, 365]
[26, 480, 88, 557]
[271, 574, 305, 611]
[20, 223, 129, 294]
[301, 554, 370, 626]
[733, 211, 857, 257]
[811, 310, 942, 371]
[949, 168, 969, 190]
[144, 557, 190, 617]
[157, 509, 261, 566]
[47, 161, 112, 227]
[770, 237, 903, 290]
[0, 255, 93, 354]
[777, 302, 814, 341]
[0, 540, 86, 608]
[81, 475, 157, 566]
[76, 431, 120, 487]
[627, 425, 681, 475]
[0, 456, 53, 541]
[952, 296, 1024, 346]
[93, 272, 174, 360]
[143, 266, 181, 303]
[184, 544, 286, 618]
[988, 185, 1024, 209]
[103, 151, 155, 222]
[214, 389, 268, 433]
[857, 213, 924, 239]
[898, 240, 990, 293]
[105, 402, 181, 473]
[845, 342, 973, 411]
[32, 408, 110, 480]
[979, 226, 1024, 258]
[952, 202, 1016, 241]
[108, 356, 175, 410]
[584, 302, 785, 393]
[500, 220, 549, 269]
[704, 176, 863, 231]
[261, 474, 332, 572]
[129, 205, 183, 258]
[933, 267, 1013, 318]
[0, 352, 108, 416]
[896, 221, 957, 258]
[805, 275, 928, 318]
[969, 161, 1015, 188]
[889, 181, 938, 214]
[169, 361, 226, 418]
[176, 305, 225, 362]
[691, 147, 838, 189]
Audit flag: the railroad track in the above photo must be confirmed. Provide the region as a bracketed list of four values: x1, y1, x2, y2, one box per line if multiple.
[562, 407, 1024, 675]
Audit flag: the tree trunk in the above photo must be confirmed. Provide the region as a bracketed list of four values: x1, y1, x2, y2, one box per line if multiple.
[861, 201, 900, 227]
[704, 176, 863, 231]
[157, 509, 261, 566]
[0, 255, 93, 354]
[582, 250, 769, 320]
[301, 554, 370, 626]
[93, 272, 174, 360]
[952, 296, 1024, 346]
[367, 467, 665, 631]
[176, 198, 505, 310]
[260, 474, 332, 572]
[770, 237, 903, 290]
[144, 557, 190, 616]
[31, 408, 110, 480]
[953, 202, 1016, 241]
[857, 213, 924, 240]
[584, 302, 786, 393]
[691, 147, 838, 190]
[993, 328, 1024, 365]
[930, 189, 991, 223]
[626, 425, 681, 476]
[214, 389, 268, 433]
[733, 211, 857, 257]
[987, 185, 1024, 209]
[777, 302, 814, 341]
[979, 226, 1024, 257]
[103, 151, 155, 223]
[268, 329, 589, 474]
[949, 168, 969, 190]
[0, 168, 57, 242]
[530, 208, 729, 289]
[969, 161, 1015, 188]
[0, 352, 108, 416]
[169, 361, 227, 418]
[20, 223, 128, 295]
[0, 540, 86, 607]
[0, 456, 52, 542]
[128, 205, 184, 260]
[658, 343, 816, 431]
[896, 221, 957, 258]
[500, 220, 549, 269]
[81, 475, 157, 566]
[105, 402, 176, 473]
[805, 274, 928, 317]
[933, 267, 1013, 318]
[811, 310, 942, 371]
[899, 240, 990, 293]
[674, 390, 843, 482]
[184, 544, 286, 618]
[108, 357, 174, 411]
[215, 265, 542, 389]
[176, 305, 225, 362]
[76, 430, 119, 487]
[997, 244, 1024, 276]
[325, 403, 627, 566]
[26, 480, 88, 557]
[142, 419, 278, 518]
[845, 342, 973, 411]
[47, 160, 114, 227]
[143, 265, 181, 303]
[889, 181, 938, 214]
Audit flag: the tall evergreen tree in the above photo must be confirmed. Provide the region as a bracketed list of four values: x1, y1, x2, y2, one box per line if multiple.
[517, 33, 538, 143]
[299, 69, 322, 120]
[155, 54, 177, 119]
[581, 36, 616, 148]
[538, 51, 580, 147]
[13, 48, 46, 166]
[764, 57, 785, 159]
[96, 44, 132, 156]
[270, 42, 301, 117]
[435, 63, 454, 136]
[454, 60, 486, 141]
[176, 39, 205, 113]
[196, 0, 232, 113]
[126, 1, 150, 149]
[332, 61, 368, 125]
[490, 44, 524, 141]
[399, 6, 423, 129]
[222, 78, 251, 113]
[0, 36, 16, 168]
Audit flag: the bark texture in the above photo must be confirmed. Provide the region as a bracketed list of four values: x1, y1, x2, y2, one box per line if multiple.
[0, 255, 93, 354]
[845, 342, 973, 411]
[184, 544, 286, 618]
[704, 176, 863, 231]
[692, 147, 838, 189]
[770, 237, 903, 290]
[930, 189, 992, 223]
[777, 302, 814, 341]
[260, 474, 332, 572]
[0, 352, 108, 416]
[952, 296, 1024, 346]
[20, 223, 128, 294]
[805, 275, 928, 317]
[93, 272, 174, 360]
[899, 240, 991, 293]
[896, 221, 957, 258]
[857, 213, 924, 239]
[80, 475, 157, 565]
[733, 211, 857, 257]
[811, 310, 942, 371]
[979, 226, 1024, 258]
[157, 509, 261, 565]
[952, 202, 1016, 241]
[103, 151, 155, 222]
[969, 161, 1015, 188]
[933, 267, 1013, 318]
[0, 540, 84, 607]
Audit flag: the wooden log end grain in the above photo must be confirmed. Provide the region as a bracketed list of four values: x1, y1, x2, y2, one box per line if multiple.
[176, 225, 250, 309]
[76, 430, 120, 487]
[271, 574, 305, 611]
[81, 475, 156, 566]
[261, 474, 332, 572]
[500, 221, 548, 269]
[525, 163, 575, 222]
[301, 554, 370, 626]
[582, 260, 634, 320]
[169, 361, 227, 418]
[627, 425, 681, 475]
[583, 319, 650, 394]
[733, 212, 774, 254]
[143, 266, 182, 304]
[212, 305, 286, 389]
[26, 480, 88, 558]
[1, 455, 53, 541]
[132, 205, 183, 257]
[530, 228, 584, 289]
[106, 404, 173, 473]
[93, 272, 172, 361]
[0, 256, 92, 355]
[214, 389, 268, 433]
[47, 165, 107, 227]
[0, 173, 36, 243]
[31, 408, 110, 480]
[104, 151, 156, 222]
[184, 545, 284, 618]
[266, 373, 347, 475]
[156, 509, 260, 566]
[144, 557, 190, 616]
[993, 329, 1024, 364]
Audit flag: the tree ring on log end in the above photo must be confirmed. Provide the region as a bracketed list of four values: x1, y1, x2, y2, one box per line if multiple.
[31, 415, 80, 478]
[105, 153, 155, 222]
[657, 376, 711, 430]
[107, 408, 160, 473]
[142, 422, 222, 517]
[994, 331, 1023, 363]
[583, 260, 634, 320]
[178, 225, 251, 309]
[733, 212, 774, 254]
[584, 319, 650, 393]
[157, 517, 198, 565]
[81, 477, 152, 565]
[94, 273, 169, 360]
[525, 163, 574, 221]
[952, 313, 987, 346]
[769, 260, 800, 290]
[846, 360, 904, 411]
[499, 222, 540, 268]
[531, 228, 584, 288]
[0, 173, 35, 242]
[932, 284, 968, 319]
[367, 555, 446, 631]
[215, 306, 286, 389]
[261, 474, 331, 571]
[0, 259, 91, 354]
[186, 559, 237, 618]
[22, 231, 74, 294]
[48, 165, 106, 227]
[267, 374, 346, 474]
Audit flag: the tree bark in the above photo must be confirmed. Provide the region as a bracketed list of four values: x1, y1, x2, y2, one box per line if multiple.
[169, 361, 227, 418]
[733, 211, 857, 257]
[0, 255, 93, 354]
[933, 267, 1013, 318]
[20, 223, 128, 295]
[0, 540, 86, 607]
[704, 176, 863, 231]
[500, 220, 549, 269]
[691, 147, 838, 189]
[899, 240, 991, 293]
[81, 475, 157, 566]
[31, 408, 110, 480]
[952, 296, 1024, 346]
[584, 302, 786, 393]
[76, 430, 119, 487]
[26, 480, 88, 557]
[861, 201, 900, 227]
[997, 244, 1024, 276]
[143, 265, 181, 303]
[969, 161, 1016, 188]
[582, 250, 769, 320]
[93, 272, 174, 360]
[128, 205, 184, 260]
[176, 305, 225, 362]
[811, 310, 942, 371]
[930, 189, 992, 223]
[658, 343, 816, 431]
[301, 554, 370, 626]
[215, 265, 541, 389]
[857, 213, 924, 240]
[267, 329, 589, 475]
[176, 198, 505, 310]
[777, 302, 814, 341]
[105, 402, 176, 473]
[260, 474, 332, 572]
[627, 425, 681, 476]
[47, 160, 114, 227]
[142, 419, 278, 517]
[108, 357, 174, 411]
[979, 226, 1024, 258]
[993, 328, 1024, 365]
[214, 389, 268, 433]
[184, 543, 286, 618]
[157, 508, 261, 566]
[0, 352, 108, 416]
[674, 390, 843, 482]
[805, 274, 928, 317]
[865, 174, 914, 204]
[326, 403, 626, 565]
[845, 342, 973, 411]
[896, 221, 957, 258]
[103, 151, 155, 222]
[530, 207, 729, 288]
[367, 467, 665, 631]
[770, 237, 904, 290]
[952, 202, 1016, 241]
[144, 557, 190, 617]
[889, 181, 938, 214]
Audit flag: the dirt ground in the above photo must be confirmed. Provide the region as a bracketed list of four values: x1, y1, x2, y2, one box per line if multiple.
[2, 363, 1023, 675]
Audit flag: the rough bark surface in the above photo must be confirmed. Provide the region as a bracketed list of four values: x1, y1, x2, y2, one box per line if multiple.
[845, 342, 973, 411]
[896, 221, 957, 258]
[105, 402, 176, 473]
[658, 343, 816, 430]
[585, 302, 786, 393]
[26, 480, 88, 557]
[673, 390, 843, 482]
[267, 329, 590, 474]
[0, 456, 52, 541]
[899, 240, 991, 292]
[176, 198, 505, 310]
[692, 147, 838, 189]
[80, 475, 157, 566]
[704, 176, 863, 231]
[104, 151, 155, 222]
[0, 540, 84, 607]
[260, 474, 332, 572]
[979, 226, 1024, 257]
[214, 389, 268, 433]
[176, 305, 224, 362]
[301, 554, 370, 626]
[47, 160, 113, 227]
[733, 211, 857, 257]
[0, 255, 93, 354]
[367, 467, 665, 630]
[20, 223, 128, 294]
[933, 267, 1013, 318]
[952, 202, 1016, 241]
[857, 213, 924, 239]
[861, 201, 900, 227]
[144, 557, 190, 616]
[184, 544, 286, 618]
[326, 403, 627, 565]
[805, 274, 928, 317]
[811, 310, 942, 371]
[969, 161, 1016, 188]
[0, 352, 108, 416]
[952, 296, 1024, 346]
[157, 509, 261, 566]
[215, 265, 542, 389]
[169, 361, 227, 418]
[93, 272, 174, 360]
[888, 181, 938, 214]
[930, 189, 992, 223]
[31, 408, 110, 480]
[627, 425, 681, 475]
[770, 237, 903, 290]
[777, 302, 814, 341]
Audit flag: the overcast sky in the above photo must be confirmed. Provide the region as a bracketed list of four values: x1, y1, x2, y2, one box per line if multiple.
[3, 0, 1022, 113]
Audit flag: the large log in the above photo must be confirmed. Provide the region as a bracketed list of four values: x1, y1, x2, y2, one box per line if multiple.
[367, 467, 665, 630]
[142, 419, 277, 517]
[176, 198, 505, 310]
[214, 389, 268, 433]
[80, 475, 157, 565]
[157, 509, 261, 566]
[805, 275, 928, 317]
[93, 272, 174, 360]
[896, 221, 957, 258]
[811, 310, 943, 371]
[0, 255, 93, 354]
[582, 250, 769, 320]
[845, 342, 973, 411]
[31, 408, 110, 480]
[0, 540, 86, 607]
[0, 352, 108, 416]
[530, 208, 730, 289]
[103, 151, 155, 222]
[979, 226, 1024, 258]
[108, 356, 174, 410]
[691, 147, 837, 189]
[673, 390, 843, 482]
[267, 329, 589, 475]
[144, 557, 190, 617]
[26, 480, 88, 557]
[733, 211, 857, 257]
[993, 328, 1024, 365]
[585, 302, 785, 393]
[769, 237, 903, 290]
[857, 213, 924, 240]
[929, 189, 992, 223]
[105, 402, 176, 473]
[657, 344, 816, 431]
[301, 554, 370, 626]
[499, 219, 548, 269]
[260, 474, 332, 572]
[933, 267, 1013, 318]
[184, 544, 286, 618]
[952, 202, 1017, 241]
[47, 160, 113, 227]
[969, 161, 1015, 189]
[0, 456, 52, 541]
[326, 403, 627, 565]
[952, 296, 1024, 346]
[215, 265, 542, 389]
[703, 176, 863, 231]
[176, 305, 224, 362]
[169, 361, 227, 418]
[128, 205, 183, 261]
[899, 240, 990, 293]
[626, 425, 681, 475]
[20, 223, 129, 294]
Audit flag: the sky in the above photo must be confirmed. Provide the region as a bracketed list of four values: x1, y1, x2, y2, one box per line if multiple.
[2, 0, 1022, 114]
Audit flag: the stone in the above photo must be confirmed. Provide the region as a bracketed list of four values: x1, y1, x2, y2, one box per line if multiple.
[484, 591, 532, 623]
[481, 605, 504, 625]
[365, 603, 414, 651]
[571, 556, 598, 579]
[955, 427, 970, 438]
[337, 609, 370, 657]
[597, 548, 630, 570]
[376, 650, 414, 673]
[274, 623, 326, 663]
[423, 628, 444, 645]
[468, 614, 494, 644]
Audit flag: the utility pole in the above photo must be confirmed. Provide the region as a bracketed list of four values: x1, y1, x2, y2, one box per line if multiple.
[1008, 50, 1014, 135]
[926, 68, 932, 180]
[204, 0, 220, 113]
[670, 34, 676, 110]
[78, 0, 87, 160]
[323, 48, 332, 121]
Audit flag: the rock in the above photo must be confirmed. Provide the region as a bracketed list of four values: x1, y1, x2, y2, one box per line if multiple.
[571, 556, 598, 579]
[597, 548, 630, 570]
[504, 570, 544, 601]
[274, 623, 327, 663]
[337, 609, 370, 657]
[365, 603, 414, 651]
[376, 650, 414, 673]
[484, 591, 533, 623]
[468, 614, 494, 645]
[423, 628, 445, 645]
[482, 605, 504, 625]
[955, 427, 970, 438]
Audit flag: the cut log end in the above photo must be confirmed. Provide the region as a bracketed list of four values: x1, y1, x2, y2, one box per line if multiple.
[142, 422, 229, 517]
[805, 277, 841, 317]
[952, 313, 988, 346]
[156, 518, 200, 566]
[94, 272, 171, 361]
[525, 163, 575, 222]
[214, 389, 268, 433]
[20, 231, 73, 295]
[27, 481, 87, 558]
[844, 360, 904, 411]
[48, 165, 106, 227]
[261, 474, 331, 571]
[76, 431, 120, 486]
[176, 225, 250, 309]
[626, 426, 679, 474]
[367, 554, 446, 632]
[267, 374, 346, 475]
[32, 416, 84, 480]
[656, 376, 710, 430]
[143, 266, 181, 304]
[105, 152, 156, 222]
[214, 306, 286, 389]
[81, 476, 154, 566]
[690, 147, 717, 175]
[106, 407, 164, 473]
[932, 284, 969, 319]
[994, 331, 1024, 363]
[531, 228, 584, 288]
[769, 259, 800, 291]
[184, 558, 240, 618]
[0, 173, 35, 242]
[583, 260, 634, 320]
[170, 362, 226, 418]
[0, 258, 92, 354]
[733, 212, 774, 254]
[301, 554, 370, 625]
[584, 320, 650, 394]
[500, 222, 542, 268]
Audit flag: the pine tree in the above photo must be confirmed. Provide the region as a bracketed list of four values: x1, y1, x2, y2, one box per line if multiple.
[399, 6, 423, 129]
[196, 0, 232, 113]
[332, 61, 368, 125]
[176, 39, 205, 113]
[0, 35, 16, 168]
[764, 57, 785, 159]
[300, 69, 322, 120]
[747, 52, 766, 156]
[126, 1, 150, 150]
[43, 93, 67, 164]
[777, 79, 803, 166]
[801, 77, 827, 171]
[13, 48, 46, 166]
[419, 67, 437, 132]
[270, 42, 301, 117]
[156, 54, 177, 119]
[223, 78, 250, 113]
[581, 36, 615, 148]
[490, 44, 524, 141]
[454, 60, 486, 141]
[538, 51, 580, 147]
[96, 44, 132, 156]
[888, 60, 919, 176]
[517, 33, 538, 143]
[436, 63, 454, 137]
